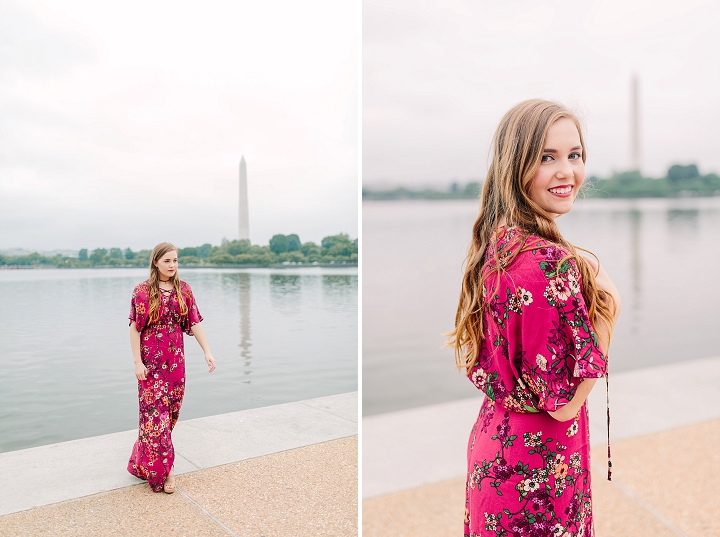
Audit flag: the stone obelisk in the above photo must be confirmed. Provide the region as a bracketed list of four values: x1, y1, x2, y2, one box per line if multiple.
[238, 156, 250, 241]
[630, 74, 641, 172]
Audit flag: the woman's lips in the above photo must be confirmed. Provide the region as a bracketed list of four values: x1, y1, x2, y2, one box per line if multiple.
[548, 185, 573, 197]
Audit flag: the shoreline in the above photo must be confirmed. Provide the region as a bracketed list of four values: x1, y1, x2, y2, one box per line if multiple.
[0, 262, 358, 271]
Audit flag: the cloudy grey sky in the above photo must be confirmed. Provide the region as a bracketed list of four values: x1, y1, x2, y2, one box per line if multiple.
[363, 0, 720, 187]
[1, 0, 358, 252]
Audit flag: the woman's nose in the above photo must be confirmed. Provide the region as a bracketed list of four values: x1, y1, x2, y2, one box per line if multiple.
[556, 160, 573, 179]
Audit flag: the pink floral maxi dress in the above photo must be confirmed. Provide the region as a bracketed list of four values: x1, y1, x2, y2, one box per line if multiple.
[127, 280, 202, 492]
[465, 228, 607, 537]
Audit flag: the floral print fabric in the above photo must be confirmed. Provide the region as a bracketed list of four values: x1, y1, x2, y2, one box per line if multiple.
[465, 228, 606, 537]
[127, 280, 202, 492]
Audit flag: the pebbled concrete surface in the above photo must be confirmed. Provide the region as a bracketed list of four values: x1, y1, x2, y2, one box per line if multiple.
[363, 420, 719, 537]
[0, 436, 358, 537]
[0, 392, 357, 517]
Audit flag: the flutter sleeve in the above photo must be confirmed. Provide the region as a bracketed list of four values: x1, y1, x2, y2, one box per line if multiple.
[129, 283, 150, 331]
[519, 249, 607, 412]
[180, 282, 203, 336]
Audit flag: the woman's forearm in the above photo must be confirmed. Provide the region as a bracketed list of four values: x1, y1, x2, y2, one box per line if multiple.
[547, 378, 598, 422]
[129, 322, 142, 363]
[190, 322, 211, 354]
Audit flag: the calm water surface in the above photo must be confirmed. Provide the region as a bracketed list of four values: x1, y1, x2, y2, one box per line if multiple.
[363, 198, 720, 415]
[0, 267, 357, 452]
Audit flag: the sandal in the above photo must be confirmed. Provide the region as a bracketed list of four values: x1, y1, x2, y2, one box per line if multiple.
[163, 467, 176, 494]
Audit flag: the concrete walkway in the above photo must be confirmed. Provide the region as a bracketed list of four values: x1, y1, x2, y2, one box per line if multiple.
[0, 392, 358, 536]
[362, 357, 720, 536]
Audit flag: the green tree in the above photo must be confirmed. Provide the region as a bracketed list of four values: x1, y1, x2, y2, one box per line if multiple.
[269, 234, 289, 254]
[197, 244, 212, 259]
[135, 250, 151, 266]
[234, 253, 254, 264]
[319, 234, 357, 262]
[179, 247, 197, 257]
[703, 173, 720, 190]
[179, 255, 200, 265]
[279, 251, 305, 263]
[301, 241, 321, 262]
[612, 170, 643, 184]
[287, 234, 301, 252]
[250, 252, 276, 266]
[227, 239, 251, 255]
[209, 252, 234, 265]
[668, 164, 699, 183]
[90, 248, 107, 263]
[78, 248, 88, 261]
[124, 248, 136, 260]
[109, 248, 123, 259]
[321, 234, 355, 254]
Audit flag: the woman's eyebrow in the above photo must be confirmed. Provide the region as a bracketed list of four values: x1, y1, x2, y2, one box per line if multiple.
[543, 146, 582, 153]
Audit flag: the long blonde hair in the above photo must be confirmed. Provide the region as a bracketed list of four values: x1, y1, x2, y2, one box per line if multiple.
[148, 242, 188, 323]
[448, 99, 617, 372]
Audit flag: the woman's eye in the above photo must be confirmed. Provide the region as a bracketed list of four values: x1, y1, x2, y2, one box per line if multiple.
[569, 152, 581, 160]
[541, 154, 553, 163]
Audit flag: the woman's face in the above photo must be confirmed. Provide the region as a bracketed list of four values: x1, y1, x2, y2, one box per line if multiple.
[528, 117, 584, 218]
[154, 250, 178, 280]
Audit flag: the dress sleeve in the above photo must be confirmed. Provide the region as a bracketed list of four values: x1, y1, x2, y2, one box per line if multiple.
[519, 251, 607, 412]
[129, 283, 150, 331]
[181, 282, 203, 336]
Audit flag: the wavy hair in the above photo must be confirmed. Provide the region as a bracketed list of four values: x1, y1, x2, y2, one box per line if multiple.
[148, 242, 188, 323]
[448, 99, 617, 372]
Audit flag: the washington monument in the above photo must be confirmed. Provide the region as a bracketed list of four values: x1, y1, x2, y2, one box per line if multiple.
[239, 156, 249, 240]
[630, 74, 641, 173]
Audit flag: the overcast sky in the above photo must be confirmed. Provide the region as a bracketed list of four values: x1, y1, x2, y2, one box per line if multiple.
[0, 0, 358, 251]
[363, 0, 720, 187]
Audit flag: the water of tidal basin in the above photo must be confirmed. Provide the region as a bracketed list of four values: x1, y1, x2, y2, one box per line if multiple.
[0, 267, 357, 453]
[363, 197, 720, 416]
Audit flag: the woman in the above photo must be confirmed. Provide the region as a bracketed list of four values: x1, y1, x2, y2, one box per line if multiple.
[127, 242, 217, 493]
[448, 100, 621, 536]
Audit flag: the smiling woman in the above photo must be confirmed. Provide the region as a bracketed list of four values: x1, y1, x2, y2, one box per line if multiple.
[447, 100, 621, 537]
[127, 242, 216, 493]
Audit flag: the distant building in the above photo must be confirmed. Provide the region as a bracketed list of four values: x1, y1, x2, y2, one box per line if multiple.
[239, 156, 249, 240]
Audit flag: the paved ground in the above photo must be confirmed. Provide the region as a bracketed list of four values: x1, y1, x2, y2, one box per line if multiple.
[363, 420, 719, 537]
[363, 356, 720, 537]
[0, 392, 358, 536]
[1, 436, 357, 537]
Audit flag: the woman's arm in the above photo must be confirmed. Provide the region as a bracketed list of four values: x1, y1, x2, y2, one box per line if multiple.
[584, 256, 622, 322]
[130, 322, 148, 381]
[546, 258, 621, 422]
[189, 322, 216, 372]
[547, 378, 598, 422]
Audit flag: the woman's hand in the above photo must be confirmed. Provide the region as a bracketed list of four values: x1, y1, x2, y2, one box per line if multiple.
[130, 323, 147, 380]
[135, 361, 149, 381]
[205, 353, 216, 373]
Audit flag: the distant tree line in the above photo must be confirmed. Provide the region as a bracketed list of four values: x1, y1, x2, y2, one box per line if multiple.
[362, 182, 481, 200]
[0, 233, 358, 268]
[362, 164, 720, 200]
[586, 164, 720, 198]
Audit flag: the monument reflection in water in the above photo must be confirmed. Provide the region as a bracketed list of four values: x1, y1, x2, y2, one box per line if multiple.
[239, 271, 252, 383]
[0, 267, 358, 453]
